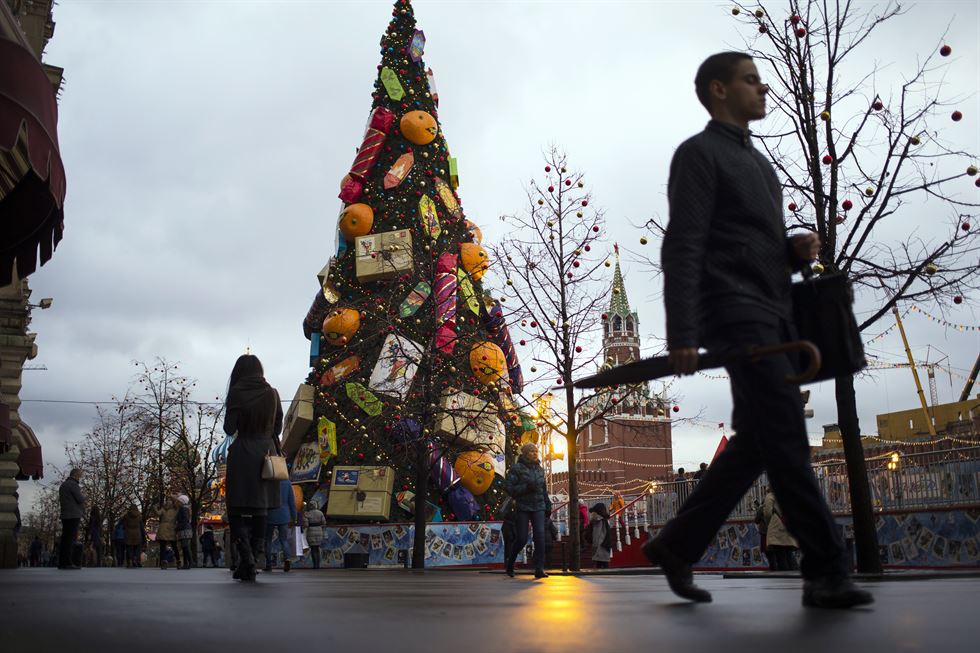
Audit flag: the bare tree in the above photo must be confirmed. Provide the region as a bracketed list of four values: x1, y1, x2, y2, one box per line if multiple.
[712, 0, 980, 573]
[125, 358, 194, 506]
[165, 399, 224, 563]
[492, 147, 658, 569]
[65, 400, 148, 553]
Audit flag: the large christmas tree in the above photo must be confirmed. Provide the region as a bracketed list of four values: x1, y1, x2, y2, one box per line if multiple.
[286, 0, 527, 561]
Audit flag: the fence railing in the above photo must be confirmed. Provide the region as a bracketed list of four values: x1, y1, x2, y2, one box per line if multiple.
[549, 446, 980, 538]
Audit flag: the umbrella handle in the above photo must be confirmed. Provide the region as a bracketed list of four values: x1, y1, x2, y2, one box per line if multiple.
[749, 340, 821, 384]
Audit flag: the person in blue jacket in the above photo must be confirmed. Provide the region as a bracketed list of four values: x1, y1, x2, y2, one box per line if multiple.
[264, 479, 296, 572]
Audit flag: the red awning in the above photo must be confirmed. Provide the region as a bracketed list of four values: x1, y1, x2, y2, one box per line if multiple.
[13, 421, 43, 480]
[0, 33, 66, 287]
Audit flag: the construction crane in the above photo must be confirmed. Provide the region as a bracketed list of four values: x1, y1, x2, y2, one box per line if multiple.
[892, 307, 937, 436]
[961, 352, 980, 402]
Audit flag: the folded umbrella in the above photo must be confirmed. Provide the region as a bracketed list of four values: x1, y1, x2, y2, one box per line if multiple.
[571, 341, 821, 389]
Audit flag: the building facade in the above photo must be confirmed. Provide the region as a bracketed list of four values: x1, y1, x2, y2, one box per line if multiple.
[550, 255, 673, 498]
[1, 0, 64, 567]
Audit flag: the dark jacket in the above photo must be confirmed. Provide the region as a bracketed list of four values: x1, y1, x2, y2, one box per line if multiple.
[223, 374, 283, 513]
[123, 508, 144, 546]
[175, 505, 192, 539]
[199, 530, 216, 551]
[267, 480, 297, 526]
[59, 477, 85, 520]
[662, 120, 803, 349]
[503, 459, 551, 513]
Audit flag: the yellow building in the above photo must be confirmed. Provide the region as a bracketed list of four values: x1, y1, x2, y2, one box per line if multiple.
[876, 396, 980, 442]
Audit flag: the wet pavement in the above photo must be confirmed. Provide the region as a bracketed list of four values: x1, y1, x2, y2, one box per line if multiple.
[1, 567, 975, 652]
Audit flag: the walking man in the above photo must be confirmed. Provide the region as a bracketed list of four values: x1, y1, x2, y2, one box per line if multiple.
[58, 468, 85, 570]
[643, 51, 872, 609]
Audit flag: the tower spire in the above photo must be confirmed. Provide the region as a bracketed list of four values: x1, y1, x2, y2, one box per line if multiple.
[608, 246, 630, 317]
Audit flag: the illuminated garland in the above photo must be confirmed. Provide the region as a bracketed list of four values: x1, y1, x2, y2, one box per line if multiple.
[572, 456, 674, 469]
[820, 434, 980, 447]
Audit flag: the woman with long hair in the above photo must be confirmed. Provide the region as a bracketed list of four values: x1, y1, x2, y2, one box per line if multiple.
[223, 354, 283, 582]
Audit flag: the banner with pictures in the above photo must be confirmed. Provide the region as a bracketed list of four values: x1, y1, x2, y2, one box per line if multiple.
[290, 522, 505, 568]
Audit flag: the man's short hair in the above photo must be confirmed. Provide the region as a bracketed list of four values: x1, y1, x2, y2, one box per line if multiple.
[695, 52, 753, 109]
[70, 468, 83, 479]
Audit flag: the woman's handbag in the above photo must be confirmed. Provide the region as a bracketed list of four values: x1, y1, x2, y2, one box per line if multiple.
[261, 392, 289, 480]
[791, 271, 866, 383]
[262, 450, 289, 481]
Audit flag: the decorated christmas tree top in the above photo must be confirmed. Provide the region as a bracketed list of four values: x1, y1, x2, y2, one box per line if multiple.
[287, 0, 528, 528]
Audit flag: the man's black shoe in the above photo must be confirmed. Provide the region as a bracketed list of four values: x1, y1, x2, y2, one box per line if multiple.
[505, 566, 515, 578]
[641, 537, 712, 603]
[802, 577, 874, 609]
[534, 570, 549, 579]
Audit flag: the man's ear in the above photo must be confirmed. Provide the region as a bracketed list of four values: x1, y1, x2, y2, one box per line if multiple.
[709, 79, 727, 103]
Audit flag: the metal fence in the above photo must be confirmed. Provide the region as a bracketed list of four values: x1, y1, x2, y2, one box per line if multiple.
[550, 446, 980, 535]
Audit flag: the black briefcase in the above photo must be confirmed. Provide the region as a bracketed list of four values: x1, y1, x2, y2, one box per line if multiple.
[791, 272, 866, 383]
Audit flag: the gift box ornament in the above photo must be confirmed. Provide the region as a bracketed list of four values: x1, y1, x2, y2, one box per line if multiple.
[458, 269, 480, 316]
[429, 445, 461, 493]
[345, 382, 384, 416]
[409, 29, 426, 62]
[317, 417, 337, 465]
[396, 490, 442, 522]
[384, 151, 414, 190]
[309, 332, 321, 367]
[326, 466, 395, 520]
[316, 258, 342, 304]
[448, 157, 459, 189]
[303, 291, 332, 340]
[320, 355, 360, 386]
[434, 391, 506, 454]
[398, 281, 431, 317]
[368, 333, 424, 400]
[380, 66, 405, 100]
[290, 441, 322, 484]
[339, 107, 395, 202]
[448, 485, 480, 521]
[418, 194, 441, 240]
[391, 417, 422, 445]
[354, 229, 414, 283]
[434, 253, 458, 354]
[434, 177, 462, 220]
[426, 67, 438, 106]
[480, 299, 524, 393]
[282, 384, 315, 456]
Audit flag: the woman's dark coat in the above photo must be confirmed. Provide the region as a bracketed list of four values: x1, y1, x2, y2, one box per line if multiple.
[223, 374, 284, 514]
[503, 459, 552, 513]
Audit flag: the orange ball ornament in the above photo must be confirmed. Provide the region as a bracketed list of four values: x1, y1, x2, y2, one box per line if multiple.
[460, 243, 489, 281]
[469, 341, 506, 385]
[453, 451, 496, 496]
[339, 203, 374, 241]
[292, 484, 304, 514]
[400, 110, 438, 145]
[322, 308, 361, 346]
[464, 219, 483, 244]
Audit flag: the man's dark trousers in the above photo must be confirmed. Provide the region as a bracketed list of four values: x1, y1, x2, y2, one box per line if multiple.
[58, 518, 80, 568]
[657, 321, 847, 580]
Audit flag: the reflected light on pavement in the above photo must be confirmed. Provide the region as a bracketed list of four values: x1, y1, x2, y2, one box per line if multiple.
[519, 576, 590, 648]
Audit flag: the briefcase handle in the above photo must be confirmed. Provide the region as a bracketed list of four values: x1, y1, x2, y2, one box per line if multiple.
[748, 340, 821, 384]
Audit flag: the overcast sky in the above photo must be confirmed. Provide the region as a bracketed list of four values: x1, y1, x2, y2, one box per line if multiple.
[16, 0, 980, 511]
